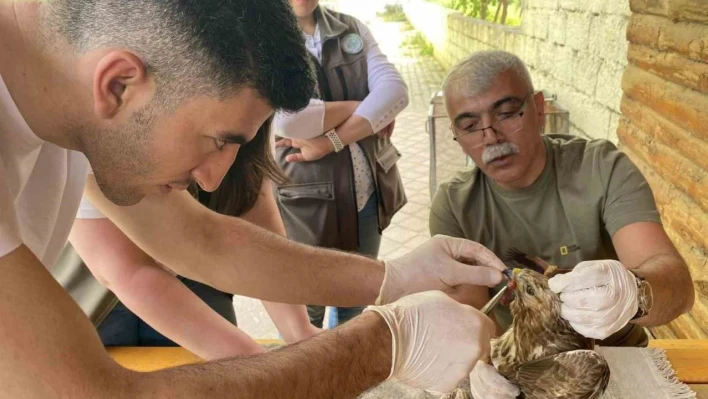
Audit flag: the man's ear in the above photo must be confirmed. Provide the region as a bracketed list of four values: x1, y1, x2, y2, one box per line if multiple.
[93, 51, 151, 119]
[533, 90, 545, 118]
[533, 90, 546, 131]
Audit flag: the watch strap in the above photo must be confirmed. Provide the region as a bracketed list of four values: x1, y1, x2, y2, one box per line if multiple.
[630, 270, 652, 320]
[325, 129, 345, 153]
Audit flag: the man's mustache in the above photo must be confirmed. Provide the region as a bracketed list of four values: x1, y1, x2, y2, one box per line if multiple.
[482, 142, 520, 164]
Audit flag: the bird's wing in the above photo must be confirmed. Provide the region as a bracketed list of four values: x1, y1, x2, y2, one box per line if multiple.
[515, 350, 610, 399]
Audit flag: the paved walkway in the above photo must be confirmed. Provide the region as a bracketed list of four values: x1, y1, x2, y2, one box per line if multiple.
[233, 5, 449, 339]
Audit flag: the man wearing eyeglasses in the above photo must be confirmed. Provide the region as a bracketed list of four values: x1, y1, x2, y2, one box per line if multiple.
[429, 50, 694, 398]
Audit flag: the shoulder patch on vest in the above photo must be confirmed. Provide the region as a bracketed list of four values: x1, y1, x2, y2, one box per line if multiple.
[341, 33, 364, 54]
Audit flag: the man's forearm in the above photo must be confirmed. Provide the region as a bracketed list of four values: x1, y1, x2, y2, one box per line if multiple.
[136, 311, 392, 398]
[0, 244, 391, 398]
[630, 253, 694, 327]
[242, 177, 329, 342]
[86, 182, 385, 307]
[196, 212, 385, 306]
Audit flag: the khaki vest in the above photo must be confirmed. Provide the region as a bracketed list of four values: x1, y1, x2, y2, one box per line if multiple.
[275, 7, 406, 251]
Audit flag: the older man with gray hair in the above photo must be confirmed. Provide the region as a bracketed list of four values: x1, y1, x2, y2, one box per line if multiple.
[430, 50, 694, 397]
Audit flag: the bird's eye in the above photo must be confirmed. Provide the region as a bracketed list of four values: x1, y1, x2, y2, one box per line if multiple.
[525, 286, 535, 296]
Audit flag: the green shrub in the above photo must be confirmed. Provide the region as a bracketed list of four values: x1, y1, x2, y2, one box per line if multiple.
[429, 0, 522, 26]
[402, 32, 434, 57]
[377, 4, 407, 22]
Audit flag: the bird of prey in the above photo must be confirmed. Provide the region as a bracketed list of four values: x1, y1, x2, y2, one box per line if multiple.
[489, 268, 611, 398]
[441, 252, 609, 399]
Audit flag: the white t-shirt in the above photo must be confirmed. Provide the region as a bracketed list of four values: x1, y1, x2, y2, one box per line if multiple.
[0, 74, 89, 268]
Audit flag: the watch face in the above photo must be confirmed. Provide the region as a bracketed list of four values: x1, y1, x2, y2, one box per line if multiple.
[630, 272, 652, 319]
[642, 281, 654, 310]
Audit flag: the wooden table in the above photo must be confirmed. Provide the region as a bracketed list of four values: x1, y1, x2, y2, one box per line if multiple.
[108, 339, 708, 397]
[648, 339, 708, 397]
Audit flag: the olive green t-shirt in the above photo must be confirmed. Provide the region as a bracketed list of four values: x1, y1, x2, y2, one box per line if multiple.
[429, 134, 661, 346]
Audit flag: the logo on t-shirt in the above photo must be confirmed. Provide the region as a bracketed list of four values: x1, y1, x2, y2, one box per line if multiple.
[559, 244, 581, 255]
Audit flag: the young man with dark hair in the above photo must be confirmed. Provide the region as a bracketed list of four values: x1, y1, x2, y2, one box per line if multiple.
[0, 1, 506, 396]
[71, 119, 322, 360]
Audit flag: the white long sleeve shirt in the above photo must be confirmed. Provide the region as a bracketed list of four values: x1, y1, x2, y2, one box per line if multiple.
[273, 20, 409, 212]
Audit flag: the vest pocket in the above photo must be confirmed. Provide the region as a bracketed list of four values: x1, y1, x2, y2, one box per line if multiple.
[276, 182, 338, 248]
[376, 143, 402, 173]
[374, 143, 407, 230]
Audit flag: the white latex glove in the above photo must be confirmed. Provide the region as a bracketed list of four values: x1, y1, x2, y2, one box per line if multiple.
[366, 291, 496, 396]
[548, 259, 638, 340]
[376, 235, 506, 305]
[469, 361, 520, 399]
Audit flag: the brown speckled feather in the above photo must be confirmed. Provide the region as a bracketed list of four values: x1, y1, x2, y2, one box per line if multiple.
[516, 350, 610, 399]
[489, 268, 610, 399]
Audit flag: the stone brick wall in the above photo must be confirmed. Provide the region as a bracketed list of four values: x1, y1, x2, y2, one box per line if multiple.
[618, 0, 708, 339]
[401, 0, 631, 142]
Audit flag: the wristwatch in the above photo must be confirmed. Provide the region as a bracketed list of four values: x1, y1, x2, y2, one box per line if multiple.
[630, 270, 653, 320]
[325, 129, 345, 153]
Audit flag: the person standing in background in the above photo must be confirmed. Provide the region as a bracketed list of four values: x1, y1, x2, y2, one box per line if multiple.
[274, 0, 409, 327]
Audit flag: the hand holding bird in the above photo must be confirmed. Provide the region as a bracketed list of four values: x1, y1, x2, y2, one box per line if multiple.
[548, 259, 638, 340]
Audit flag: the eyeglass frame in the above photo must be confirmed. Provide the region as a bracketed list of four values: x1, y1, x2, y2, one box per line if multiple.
[450, 91, 536, 144]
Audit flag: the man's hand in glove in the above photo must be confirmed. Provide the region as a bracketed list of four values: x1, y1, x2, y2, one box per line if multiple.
[377, 235, 506, 305]
[549, 259, 638, 340]
[366, 291, 497, 396]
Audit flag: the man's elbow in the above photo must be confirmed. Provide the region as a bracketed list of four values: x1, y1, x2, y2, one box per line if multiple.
[672, 258, 695, 316]
[680, 275, 695, 314]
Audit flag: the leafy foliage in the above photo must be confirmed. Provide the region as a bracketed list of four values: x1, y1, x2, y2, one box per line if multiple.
[402, 32, 435, 57]
[431, 0, 522, 26]
[376, 4, 408, 22]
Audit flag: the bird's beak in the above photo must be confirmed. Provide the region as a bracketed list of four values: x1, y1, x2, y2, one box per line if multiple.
[500, 269, 520, 306]
[502, 268, 514, 280]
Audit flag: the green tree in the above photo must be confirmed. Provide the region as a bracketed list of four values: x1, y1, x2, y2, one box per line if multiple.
[441, 0, 520, 25]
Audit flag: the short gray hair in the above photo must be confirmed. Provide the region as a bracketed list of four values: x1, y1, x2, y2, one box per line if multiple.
[442, 50, 533, 99]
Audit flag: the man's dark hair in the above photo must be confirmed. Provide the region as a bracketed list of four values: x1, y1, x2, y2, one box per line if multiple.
[49, 0, 315, 111]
